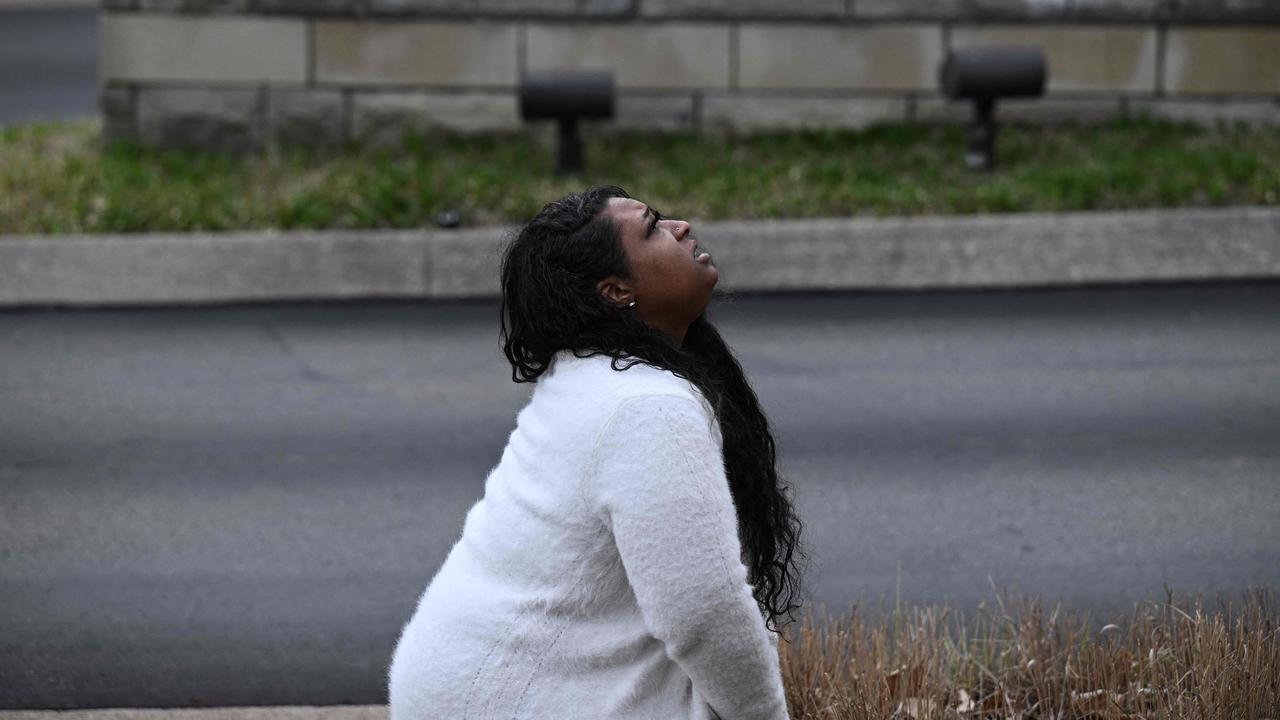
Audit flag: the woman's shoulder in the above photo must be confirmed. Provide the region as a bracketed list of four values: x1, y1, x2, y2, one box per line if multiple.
[543, 350, 720, 447]
[547, 349, 705, 409]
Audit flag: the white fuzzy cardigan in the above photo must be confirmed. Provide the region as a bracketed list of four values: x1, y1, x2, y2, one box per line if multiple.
[388, 348, 790, 720]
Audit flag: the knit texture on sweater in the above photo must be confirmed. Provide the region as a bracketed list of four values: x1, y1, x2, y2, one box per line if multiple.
[387, 348, 790, 720]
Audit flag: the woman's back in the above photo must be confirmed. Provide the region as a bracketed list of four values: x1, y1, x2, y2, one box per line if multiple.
[387, 348, 789, 720]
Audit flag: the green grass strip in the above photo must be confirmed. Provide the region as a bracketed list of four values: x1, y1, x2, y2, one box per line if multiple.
[2, 116, 1277, 234]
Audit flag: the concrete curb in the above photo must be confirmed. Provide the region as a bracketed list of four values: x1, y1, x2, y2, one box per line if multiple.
[0, 708, 387, 720]
[1, 206, 1277, 308]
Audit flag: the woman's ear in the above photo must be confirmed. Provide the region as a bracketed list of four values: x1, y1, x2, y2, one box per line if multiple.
[596, 276, 634, 307]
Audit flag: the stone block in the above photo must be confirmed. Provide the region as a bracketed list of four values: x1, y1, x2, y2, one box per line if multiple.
[1007, 97, 1119, 125]
[352, 92, 520, 146]
[1070, 0, 1175, 21]
[315, 21, 518, 86]
[963, 0, 1070, 19]
[609, 93, 696, 130]
[368, 0, 576, 15]
[701, 95, 906, 132]
[137, 0, 247, 11]
[100, 85, 137, 146]
[581, 0, 635, 16]
[738, 24, 944, 90]
[253, 0, 359, 14]
[853, 0, 962, 20]
[1164, 29, 1280, 95]
[639, 0, 844, 17]
[551, 94, 696, 149]
[1127, 98, 1280, 128]
[101, 13, 306, 83]
[916, 95, 1125, 125]
[527, 23, 729, 89]
[137, 87, 264, 153]
[1174, 0, 1280, 22]
[950, 25, 1157, 92]
[268, 89, 346, 148]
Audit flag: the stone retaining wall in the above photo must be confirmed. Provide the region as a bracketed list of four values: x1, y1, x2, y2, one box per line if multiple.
[98, 0, 1280, 151]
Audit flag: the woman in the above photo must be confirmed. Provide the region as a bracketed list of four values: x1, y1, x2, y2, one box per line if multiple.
[387, 186, 807, 720]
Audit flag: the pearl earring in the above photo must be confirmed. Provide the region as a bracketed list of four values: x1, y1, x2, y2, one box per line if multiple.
[628, 300, 636, 307]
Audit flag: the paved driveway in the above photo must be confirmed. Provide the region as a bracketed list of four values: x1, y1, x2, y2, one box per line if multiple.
[2, 282, 1278, 707]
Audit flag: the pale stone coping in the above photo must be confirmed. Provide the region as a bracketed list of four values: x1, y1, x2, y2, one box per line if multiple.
[99, 12, 1280, 98]
[1, 207, 1277, 307]
[83, 0, 1280, 22]
[0, 708, 388, 720]
[94, 9, 1280, 98]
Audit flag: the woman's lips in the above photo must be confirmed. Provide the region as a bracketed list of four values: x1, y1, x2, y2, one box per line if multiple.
[692, 241, 711, 263]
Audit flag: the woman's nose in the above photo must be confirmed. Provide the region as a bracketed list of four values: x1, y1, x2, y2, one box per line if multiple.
[674, 220, 691, 240]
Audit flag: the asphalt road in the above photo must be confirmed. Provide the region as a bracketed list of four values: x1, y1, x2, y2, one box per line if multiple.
[0, 7, 98, 125]
[2, 283, 1278, 708]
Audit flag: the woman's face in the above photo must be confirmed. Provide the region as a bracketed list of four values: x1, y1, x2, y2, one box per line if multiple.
[596, 196, 718, 345]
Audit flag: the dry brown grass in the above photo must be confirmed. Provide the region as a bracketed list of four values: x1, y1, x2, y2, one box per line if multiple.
[777, 586, 1278, 720]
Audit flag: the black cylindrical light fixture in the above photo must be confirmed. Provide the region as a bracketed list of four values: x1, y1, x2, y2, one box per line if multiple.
[938, 46, 1047, 171]
[520, 69, 616, 175]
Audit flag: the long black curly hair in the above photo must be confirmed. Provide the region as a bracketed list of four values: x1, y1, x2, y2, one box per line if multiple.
[498, 185, 808, 636]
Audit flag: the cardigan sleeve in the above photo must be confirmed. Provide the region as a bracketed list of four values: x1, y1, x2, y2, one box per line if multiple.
[588, 394, 791, 720]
